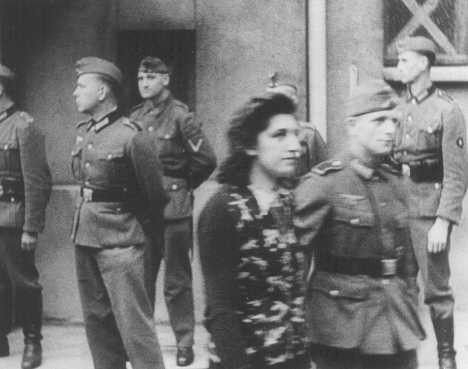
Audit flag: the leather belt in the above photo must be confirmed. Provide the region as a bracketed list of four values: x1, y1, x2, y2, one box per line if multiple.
[316, 254, 400, 278]
[80, 187, 129, 203]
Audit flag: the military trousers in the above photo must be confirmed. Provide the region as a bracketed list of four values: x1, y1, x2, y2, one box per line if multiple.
[0, 228, 42, 337]
[310, 344, 417, 369]
[75, 244, 165, 369]
[145, 218, 195, 349]
[409, 218, 454, 319]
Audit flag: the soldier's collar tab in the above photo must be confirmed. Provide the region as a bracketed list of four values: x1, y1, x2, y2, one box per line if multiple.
[90, 107, 121, 133]
[350, 159, 385, 180]
[406, 84, 436, 104]
[312, 159, 344, 176]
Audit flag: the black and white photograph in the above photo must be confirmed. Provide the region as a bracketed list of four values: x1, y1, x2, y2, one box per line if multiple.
[0, 1, 467, 368]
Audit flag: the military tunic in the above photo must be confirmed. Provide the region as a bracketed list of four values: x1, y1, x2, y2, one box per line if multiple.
[393, 86, 468, 320]
[294, 157, 425, 368]
[0, 98, 51, 337]
[129, 89, 216, 349]
[71, 109, 167, 369]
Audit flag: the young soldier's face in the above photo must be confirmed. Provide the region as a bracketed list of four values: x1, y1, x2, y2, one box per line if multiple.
[73, 74, 103, 115]
[397, 50, 427, 84]
[350, 110, 398, 157]
[137, 71, 168, 99]
[248, 114, 301, 180]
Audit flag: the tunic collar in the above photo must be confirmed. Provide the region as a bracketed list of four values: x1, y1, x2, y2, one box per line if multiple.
[141, 89, 171, 116]
[88, 106, 120, 132]
[406, 83, 436, 104]
[349, 158, 387, 181]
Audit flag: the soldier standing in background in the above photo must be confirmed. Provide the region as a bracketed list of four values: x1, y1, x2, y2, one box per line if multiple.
[129, 56, 216, 367]
[0, 64, 51, 369]
[266, 75, 327, 179]
[71, 57, 167, 369]
[295, 80, 425, 369]
[393, 36, 468, 369]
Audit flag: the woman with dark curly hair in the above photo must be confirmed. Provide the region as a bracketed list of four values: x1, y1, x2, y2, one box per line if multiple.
[198, 93, 309, 369]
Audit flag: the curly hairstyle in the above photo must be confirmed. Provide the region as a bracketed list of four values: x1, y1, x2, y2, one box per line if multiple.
[217, 92, 297, 187]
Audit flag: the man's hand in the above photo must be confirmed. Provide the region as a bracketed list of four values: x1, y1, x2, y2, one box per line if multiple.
[427, 217, 450, 254]
[21, 231, 38, 252]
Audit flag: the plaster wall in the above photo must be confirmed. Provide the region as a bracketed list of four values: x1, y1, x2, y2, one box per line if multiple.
[23, 0, 306, 323]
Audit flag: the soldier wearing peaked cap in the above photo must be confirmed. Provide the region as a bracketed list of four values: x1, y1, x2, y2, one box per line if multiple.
[129, 56, 216, 367]
[71, 56, 168, 369]
[0, 63, 51, 369]
[393, 36, 468, 369]
[295, 80, 425, 369]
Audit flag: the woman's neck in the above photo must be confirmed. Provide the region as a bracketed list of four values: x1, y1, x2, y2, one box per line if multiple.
[248, 164, 278, 193]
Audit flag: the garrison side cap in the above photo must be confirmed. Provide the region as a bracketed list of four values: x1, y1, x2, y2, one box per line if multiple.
[345, 79, 398, 118]
[396, 36, 437, 59]
[138, 56, 169, 74]
[75, 57, 123, 86]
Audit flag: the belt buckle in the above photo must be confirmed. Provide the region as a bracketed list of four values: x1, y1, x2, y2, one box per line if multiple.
[401, 164, 411, 177]
[82, 188, 93, 202]
[381, 258, 397, 277]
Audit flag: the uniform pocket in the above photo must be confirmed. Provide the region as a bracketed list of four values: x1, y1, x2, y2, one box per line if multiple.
[157, 128, 185, 157]
[163, 177, 192, 219]
[416, 119, 442, 151]
[306, 272, 369, 347]
[408, 181, 441, 217]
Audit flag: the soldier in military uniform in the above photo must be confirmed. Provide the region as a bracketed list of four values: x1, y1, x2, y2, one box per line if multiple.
[266, 78, 327, 178]
[295, 80, 425, 369]
[392, 36, 468, 369]
[129, 56, 216, 366]
[0, 64, 51, 369]
[71, 57, 168, 369]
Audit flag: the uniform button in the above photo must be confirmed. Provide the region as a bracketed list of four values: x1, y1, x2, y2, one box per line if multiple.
[3, 144, 8, 150]
[10, 197, 15, 203]
[85, 162, 90, 168]
[116, 207, 122, 213]
[87, 143, 93, 149]
[148, 126, 154, 132]
[85, 181, 90, 186]
[171, 184, 178, 190]
[405, 134, 410, 139]
[407, 115, 412, 122]
[350, 218, 360, 225]
[107, 154, 113, 159]
[164, 134, 171, 139]
[435, 183, 441, 189]
[329, 290, 340, 296]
